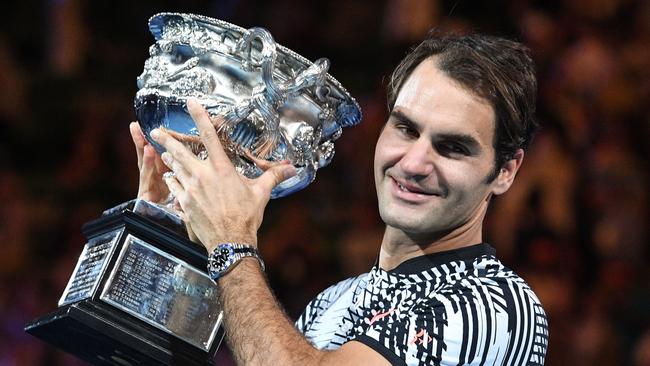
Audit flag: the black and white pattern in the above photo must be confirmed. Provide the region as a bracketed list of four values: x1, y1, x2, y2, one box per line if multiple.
[296, 244, 548, 365]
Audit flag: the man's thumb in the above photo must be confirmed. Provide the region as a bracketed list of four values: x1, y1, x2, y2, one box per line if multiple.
[258, 164, 297, 192]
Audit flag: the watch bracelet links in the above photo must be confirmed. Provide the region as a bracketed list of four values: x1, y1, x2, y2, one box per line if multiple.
[231, 244, 265, 272]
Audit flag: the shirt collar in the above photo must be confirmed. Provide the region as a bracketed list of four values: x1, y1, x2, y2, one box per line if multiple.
[384, 243, 496, 275]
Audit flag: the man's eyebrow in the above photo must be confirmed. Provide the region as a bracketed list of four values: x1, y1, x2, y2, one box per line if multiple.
[390, 110, 419, 128]
[437, 133, 481, 149]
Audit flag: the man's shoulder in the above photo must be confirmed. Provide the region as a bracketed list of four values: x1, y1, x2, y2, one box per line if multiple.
[295, 272, 369, 334]
[441, 254, 546, 314]
[431, 254, 548, 363]
[318, 273, 369, 301]
[471, 255, 543, 300]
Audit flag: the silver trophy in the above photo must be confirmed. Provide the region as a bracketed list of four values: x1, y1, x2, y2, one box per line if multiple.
[26, 12, 362, 366]
[135, 12, 361, 198]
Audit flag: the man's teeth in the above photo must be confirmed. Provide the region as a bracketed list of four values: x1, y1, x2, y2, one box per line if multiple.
[397, 182, 411, 192]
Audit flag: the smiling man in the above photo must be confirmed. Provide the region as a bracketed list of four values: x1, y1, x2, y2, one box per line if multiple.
[136, 31, 548, 365]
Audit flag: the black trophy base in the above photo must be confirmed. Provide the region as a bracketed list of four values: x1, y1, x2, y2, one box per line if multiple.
[25, 202, 223, 366]
[26, 300, 216, 366]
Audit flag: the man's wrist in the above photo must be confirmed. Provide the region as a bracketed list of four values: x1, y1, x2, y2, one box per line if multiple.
[225, 257, 264, 276]
[205, 233, 257, 253]
[207, 242, 264, 280]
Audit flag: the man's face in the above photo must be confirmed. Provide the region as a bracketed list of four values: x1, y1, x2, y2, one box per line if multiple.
[374, 58, 507, 240]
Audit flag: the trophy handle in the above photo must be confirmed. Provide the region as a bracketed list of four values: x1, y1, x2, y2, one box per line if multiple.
[222, 27, 331, 160]
[212, 28, 279, 158]
[235, 27, 283, 105]
[285, 58, 330, 96]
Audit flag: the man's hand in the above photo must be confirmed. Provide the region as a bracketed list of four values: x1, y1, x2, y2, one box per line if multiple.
[150, 98, 296, 252]
[129, 122, 170, 203]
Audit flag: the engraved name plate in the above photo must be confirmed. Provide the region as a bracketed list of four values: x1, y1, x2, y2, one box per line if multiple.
[100, 235, 222, 351]
[59, 229, 123, 306]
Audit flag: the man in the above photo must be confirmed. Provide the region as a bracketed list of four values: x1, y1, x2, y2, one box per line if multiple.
[130, 31, 548, 365]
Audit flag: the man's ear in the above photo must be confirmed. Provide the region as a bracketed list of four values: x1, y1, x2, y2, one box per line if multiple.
[491, 149, 524, 196]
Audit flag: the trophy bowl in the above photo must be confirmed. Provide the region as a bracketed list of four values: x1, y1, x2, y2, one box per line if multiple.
[135, 12, 362, 198]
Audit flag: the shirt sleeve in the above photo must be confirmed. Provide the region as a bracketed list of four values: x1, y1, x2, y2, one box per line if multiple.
[296, 275, 365, 341]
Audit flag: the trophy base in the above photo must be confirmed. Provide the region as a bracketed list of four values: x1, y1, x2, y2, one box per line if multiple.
[25, 201, 224, 365]
[26, 300, 216, 366]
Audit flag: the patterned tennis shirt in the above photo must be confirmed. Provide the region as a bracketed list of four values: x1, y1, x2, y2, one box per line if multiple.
[296, 243, 548, 365]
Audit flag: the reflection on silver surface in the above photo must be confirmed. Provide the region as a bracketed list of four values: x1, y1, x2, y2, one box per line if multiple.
[100, 235, 222, 351]
[135, 12, 362, 198]
[59, 229, 123, 306]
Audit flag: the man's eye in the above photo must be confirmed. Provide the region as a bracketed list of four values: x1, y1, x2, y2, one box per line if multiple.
[395, 124, 418, 137]
[437, 142, 468, 156]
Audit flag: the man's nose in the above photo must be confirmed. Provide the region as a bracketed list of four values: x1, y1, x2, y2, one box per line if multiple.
[398, 139, 435, 177]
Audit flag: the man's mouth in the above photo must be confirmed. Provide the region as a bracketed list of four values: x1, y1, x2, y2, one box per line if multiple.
[395, 180, 416, 193]
[391, 176, 436, 196]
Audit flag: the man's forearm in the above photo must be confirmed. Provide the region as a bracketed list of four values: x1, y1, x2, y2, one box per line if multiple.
[217, 258, 325, 365]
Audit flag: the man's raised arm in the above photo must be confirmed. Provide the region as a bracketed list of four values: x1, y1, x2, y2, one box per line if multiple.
[150, 98, 390, 366]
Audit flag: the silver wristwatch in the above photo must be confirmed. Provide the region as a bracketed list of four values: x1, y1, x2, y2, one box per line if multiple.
[207, 243, 265, 280]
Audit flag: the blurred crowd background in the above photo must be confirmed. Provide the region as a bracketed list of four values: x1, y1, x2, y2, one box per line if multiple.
[1, 0, 649, 365]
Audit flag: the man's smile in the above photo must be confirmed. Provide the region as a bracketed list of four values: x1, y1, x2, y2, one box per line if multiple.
[388, 175, 441, 202]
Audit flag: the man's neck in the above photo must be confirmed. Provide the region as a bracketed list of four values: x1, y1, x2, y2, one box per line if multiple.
[378, 210, 487, 271]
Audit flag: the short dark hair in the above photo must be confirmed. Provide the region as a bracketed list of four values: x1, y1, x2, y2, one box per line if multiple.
[388, 30, 538, 181]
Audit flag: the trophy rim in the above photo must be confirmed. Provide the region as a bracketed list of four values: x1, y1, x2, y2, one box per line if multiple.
[147, 12, 362, 117]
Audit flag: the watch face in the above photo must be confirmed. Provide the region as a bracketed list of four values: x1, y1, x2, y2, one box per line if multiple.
[209, 244, 235, 276]
[214, 244, 235, 268]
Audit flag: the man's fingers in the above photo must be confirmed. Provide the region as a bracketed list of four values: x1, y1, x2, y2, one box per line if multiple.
[186, 98, 229, 165]
[256, 164, 297, 195]
[129, 121, 146, 145]
[129, 122, 146, 168]
[161, 152, 192, 188]
[244, 150, 291, 172]
[163, 173, 184, 201]
[151, 128, 197, 169]
[141, 144, 157, 173]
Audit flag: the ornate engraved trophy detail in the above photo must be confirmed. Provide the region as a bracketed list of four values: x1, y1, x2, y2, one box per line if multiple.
[25, 12, 361, 366]
[135, 13, 361, 198]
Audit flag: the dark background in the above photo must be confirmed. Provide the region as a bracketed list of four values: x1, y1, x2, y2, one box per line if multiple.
[1, 0, 649, 364]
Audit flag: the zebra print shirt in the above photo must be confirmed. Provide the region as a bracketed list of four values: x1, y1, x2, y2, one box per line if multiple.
[296, 244, 548, 365]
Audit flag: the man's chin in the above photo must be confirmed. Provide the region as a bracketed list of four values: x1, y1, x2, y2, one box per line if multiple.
[382, 214, 435, 235]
